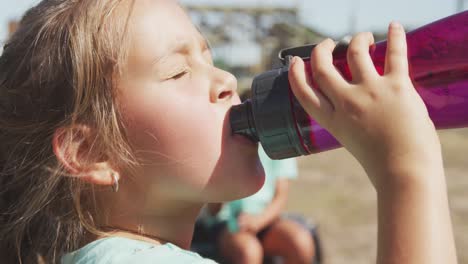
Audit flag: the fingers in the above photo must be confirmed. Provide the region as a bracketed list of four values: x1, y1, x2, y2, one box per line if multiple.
[289, 56, 320, 112]
[310, 39, 350, 103]
[347, 32, 378, 82]
[384, 22, 409, 76]
[288, 55, 334, 122]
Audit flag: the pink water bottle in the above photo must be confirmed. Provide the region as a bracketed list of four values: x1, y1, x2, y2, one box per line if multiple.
[230, 11, 468, 159]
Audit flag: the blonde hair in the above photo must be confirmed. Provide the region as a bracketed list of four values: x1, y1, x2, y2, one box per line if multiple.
[0, 0, 136, 262]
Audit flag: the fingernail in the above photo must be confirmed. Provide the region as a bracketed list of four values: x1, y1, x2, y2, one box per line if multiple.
[291, 56, 299, 65]
[289, 56, 298, 69]
[390, 21, 402, 30]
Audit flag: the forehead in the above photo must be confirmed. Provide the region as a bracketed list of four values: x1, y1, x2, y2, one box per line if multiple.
[129, 0, 201, 57]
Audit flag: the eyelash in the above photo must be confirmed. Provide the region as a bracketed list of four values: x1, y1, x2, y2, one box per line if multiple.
[165, 47, 211, 81]
[168, 68, 190, 80]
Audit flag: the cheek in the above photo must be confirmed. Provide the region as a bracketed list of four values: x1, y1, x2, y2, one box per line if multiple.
[129, 98, 218, 153]
[120, 87, 225, 184]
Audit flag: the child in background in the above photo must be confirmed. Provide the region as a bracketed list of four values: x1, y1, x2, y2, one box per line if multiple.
[0, 0, 457, 264]
[204, 145, 314, 264]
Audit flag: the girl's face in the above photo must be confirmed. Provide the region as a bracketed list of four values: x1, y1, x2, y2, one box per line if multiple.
[117, 0, 264, 205]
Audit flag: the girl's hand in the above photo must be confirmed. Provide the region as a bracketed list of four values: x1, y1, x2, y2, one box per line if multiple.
[289, 21, 457, 264]
[289, 22, 442, 191]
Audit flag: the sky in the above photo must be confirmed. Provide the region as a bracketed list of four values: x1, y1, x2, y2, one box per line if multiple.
[0, 0, 466, 43]
[0, 0, 468, 41]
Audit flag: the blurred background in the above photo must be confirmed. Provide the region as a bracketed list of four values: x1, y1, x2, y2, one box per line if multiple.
[1, 0, 468, 263]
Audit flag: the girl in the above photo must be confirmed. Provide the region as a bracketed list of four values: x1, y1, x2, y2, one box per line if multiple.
[0, 0, 457, 264]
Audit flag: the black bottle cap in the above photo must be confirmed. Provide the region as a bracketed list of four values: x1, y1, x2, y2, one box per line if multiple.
[230, 100, 259, 143]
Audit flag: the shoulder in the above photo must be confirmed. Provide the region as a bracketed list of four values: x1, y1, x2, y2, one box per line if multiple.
[61, 237, 217, 264]
[124, 243, 218, 264]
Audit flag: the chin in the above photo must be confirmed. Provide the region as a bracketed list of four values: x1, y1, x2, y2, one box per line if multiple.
[204, 153, 266, 202]
[236, 159, 265, 198]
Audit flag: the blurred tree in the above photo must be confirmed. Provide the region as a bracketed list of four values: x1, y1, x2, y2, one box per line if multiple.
[213, 58, 231, 72]
[184, 2, 389, 93]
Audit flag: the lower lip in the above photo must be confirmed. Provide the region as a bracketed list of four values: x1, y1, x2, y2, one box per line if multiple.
[233, 134, 258, 147]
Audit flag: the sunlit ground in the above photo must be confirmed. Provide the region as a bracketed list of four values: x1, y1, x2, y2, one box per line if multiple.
[287, 129, 468, 264]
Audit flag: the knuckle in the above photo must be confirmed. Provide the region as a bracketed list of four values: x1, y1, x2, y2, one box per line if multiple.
[355, 32, 367, 39]
[342, 100, 365, 118]
[383, 75, 412, 96]
[351, 32, 365, 43]
[363, 82, 383, 101]
[315, 38, 335, 54]
[356, 31, 374, 41]
[340, 92, 366, 116]
[314, 41, 329, 55]
[367, 88, 381, 101]
[387, 46, 403, 58]
[348, 32, 374, 58]
[365, 31, 375, 41]
[348, 45, 364, 58]
[389, 78, 408, 93]
[312, 64, 328, 80]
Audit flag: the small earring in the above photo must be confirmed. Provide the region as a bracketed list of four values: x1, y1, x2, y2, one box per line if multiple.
[137, 224, 144, 234]
[111, 172, 119, 193]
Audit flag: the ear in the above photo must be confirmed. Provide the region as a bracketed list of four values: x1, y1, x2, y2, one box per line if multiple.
[52, 125, 119, 186]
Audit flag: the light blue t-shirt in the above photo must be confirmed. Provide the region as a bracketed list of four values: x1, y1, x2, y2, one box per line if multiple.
[61, 237, 217, 264]
[210, 146, 298, 232]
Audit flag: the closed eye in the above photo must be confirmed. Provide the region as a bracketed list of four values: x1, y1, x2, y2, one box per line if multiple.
[171, 70, 189, 80]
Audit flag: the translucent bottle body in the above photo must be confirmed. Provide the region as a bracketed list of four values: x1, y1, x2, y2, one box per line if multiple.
[295, 11, 468, 154]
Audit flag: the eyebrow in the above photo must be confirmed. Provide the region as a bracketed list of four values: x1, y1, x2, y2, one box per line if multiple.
[151, 34, 211, 66]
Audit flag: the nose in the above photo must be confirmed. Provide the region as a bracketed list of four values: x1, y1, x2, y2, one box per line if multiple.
[209, 67, 238, 103]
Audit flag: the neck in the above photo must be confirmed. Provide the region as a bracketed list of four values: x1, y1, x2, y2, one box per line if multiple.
[95, 189, 203, 249]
